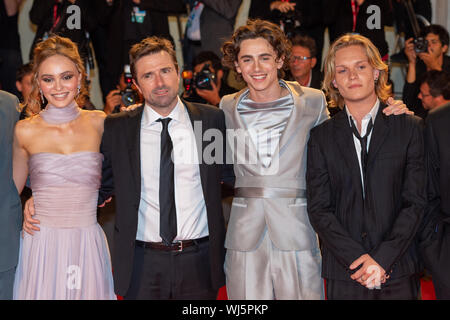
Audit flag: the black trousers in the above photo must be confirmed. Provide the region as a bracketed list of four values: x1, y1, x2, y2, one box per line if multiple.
[326, 275, 421, 300]
[434, 280, 450, 300]
[124, 239, 217, 300]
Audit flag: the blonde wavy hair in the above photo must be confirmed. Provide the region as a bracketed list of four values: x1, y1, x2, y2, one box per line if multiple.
[322, 34, 392, 109]
[28, 36, 89, 115]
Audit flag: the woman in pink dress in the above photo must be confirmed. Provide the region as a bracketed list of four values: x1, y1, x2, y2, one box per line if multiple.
[12, 36, 115, 299]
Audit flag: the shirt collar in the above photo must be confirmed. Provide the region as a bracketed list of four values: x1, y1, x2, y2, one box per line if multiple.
[142, 96, 185, 127]
[345, 98, 380, 128]
[306, 70, 313, 87]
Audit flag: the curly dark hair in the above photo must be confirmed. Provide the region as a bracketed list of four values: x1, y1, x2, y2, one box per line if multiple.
[221, 19, 292, 82]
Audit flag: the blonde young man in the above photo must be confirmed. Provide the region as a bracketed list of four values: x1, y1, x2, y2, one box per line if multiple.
[306, 34, 426, 300]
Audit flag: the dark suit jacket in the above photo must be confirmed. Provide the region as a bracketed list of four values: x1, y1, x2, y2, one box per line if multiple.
[420, 103, 450, 290]
[199, 0, 242, 58]
[99, 100, 226, 296]
[310, 69, 323, 90]
[306, 104, 426, 281]
[0, 91, 21, 272]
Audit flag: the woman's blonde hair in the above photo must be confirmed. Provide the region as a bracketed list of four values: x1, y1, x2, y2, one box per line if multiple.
[28, 36, 88, 115]
[322, 34, 392, 109]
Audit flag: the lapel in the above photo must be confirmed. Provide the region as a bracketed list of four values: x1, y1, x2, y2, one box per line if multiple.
[367, 103, 389, 168]
[333, 110, 364, 196]
[126, 104, 145, 196]
[182, 99, 209, 197]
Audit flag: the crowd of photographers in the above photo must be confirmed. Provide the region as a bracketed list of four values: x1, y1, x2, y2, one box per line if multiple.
[2, 0, 450, 119]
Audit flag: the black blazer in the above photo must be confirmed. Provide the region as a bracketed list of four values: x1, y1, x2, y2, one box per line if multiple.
[420, 103, 450, 290]
[99, 100, 226, 296]
[306, 104, 426, 281]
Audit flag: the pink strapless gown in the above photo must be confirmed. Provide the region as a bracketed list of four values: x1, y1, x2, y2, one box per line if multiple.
[13, 152, 116, 300]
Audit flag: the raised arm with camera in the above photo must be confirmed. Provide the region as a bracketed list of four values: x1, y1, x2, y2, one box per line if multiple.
[182, 51, 236, 107]
[403, 24, 450, 118]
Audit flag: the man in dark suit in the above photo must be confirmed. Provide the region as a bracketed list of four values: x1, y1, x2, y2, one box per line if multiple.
[0, 91, 22, 299]
[421, 102, 450, 299]
[99, 37, 226, 299]
[306, 34, 426, 299]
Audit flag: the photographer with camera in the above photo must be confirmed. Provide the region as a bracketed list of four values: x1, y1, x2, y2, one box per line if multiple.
[182, 51, 236, 107]
[403, 24, 450, 118]
[103, 65, 143, 115]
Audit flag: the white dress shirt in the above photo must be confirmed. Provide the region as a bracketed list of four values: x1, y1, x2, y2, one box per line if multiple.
[345, 98, 380, 190]
[137, 97, 209, 242]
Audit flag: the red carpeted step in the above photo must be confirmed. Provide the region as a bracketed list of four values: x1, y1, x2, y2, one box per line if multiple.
[420, 278, 436, 300]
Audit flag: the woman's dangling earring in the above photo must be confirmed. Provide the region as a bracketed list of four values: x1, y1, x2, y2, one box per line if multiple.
[39, 88, 44, 104]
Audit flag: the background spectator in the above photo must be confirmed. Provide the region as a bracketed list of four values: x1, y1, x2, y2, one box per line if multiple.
[29, 0, 97, 69]
[15, 63, 38, 119]
[182, 0, 242, 70]
[326, 0, 393, 61]
[15, 63, 32, 105]
[103, 71, 143, 115]
[287, 34, 323, 89]
[183, 51, 236, 106]
[403, 24, 450, 118]
[101, 0, 185, 98]
[418, 70, 450, 111]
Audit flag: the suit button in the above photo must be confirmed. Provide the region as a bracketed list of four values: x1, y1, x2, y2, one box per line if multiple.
[361, 232, 367, 239]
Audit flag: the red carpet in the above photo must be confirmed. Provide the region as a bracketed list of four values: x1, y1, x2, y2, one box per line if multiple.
[117, 279, 436, 300]
[216, 278, 437, 300]
[420, 278, 436, 300]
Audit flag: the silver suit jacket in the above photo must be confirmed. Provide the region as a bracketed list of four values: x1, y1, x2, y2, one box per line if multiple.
[220, 80, 329, 251]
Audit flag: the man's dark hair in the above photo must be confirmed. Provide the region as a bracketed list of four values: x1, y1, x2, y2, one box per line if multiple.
[16, 63, 33, 82]
[289, 34, 317, 58]
[421, 70, 450, 99]
[421, 24, 450, 47]
[193, 51, 223, 72]
[129, 36, 178, 81]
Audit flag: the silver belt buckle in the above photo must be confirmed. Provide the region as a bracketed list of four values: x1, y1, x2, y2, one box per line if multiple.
[177, 241, 184, 252]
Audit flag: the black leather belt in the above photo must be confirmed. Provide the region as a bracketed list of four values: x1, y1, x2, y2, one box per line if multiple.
[135, 236, 209, 252]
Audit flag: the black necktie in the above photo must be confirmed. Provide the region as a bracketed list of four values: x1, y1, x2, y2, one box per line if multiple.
[157, 117, 177, 245]
[350, 118, 374, 179]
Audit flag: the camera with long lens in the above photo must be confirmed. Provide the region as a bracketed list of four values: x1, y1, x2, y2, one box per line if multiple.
[193, 64, 216, 91]
[112, 65, 140, 113]
[414, 37, 429, 53]
[120, 65, 139, 106]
